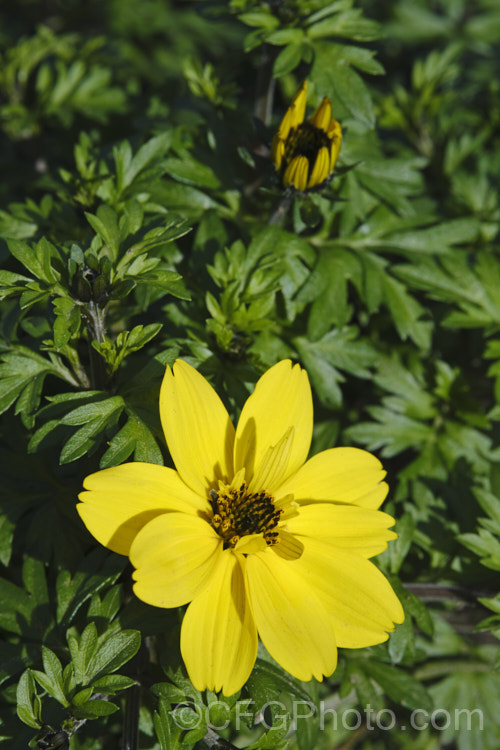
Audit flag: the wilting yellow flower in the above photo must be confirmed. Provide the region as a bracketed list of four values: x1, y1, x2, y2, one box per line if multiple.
[272, 80, 342, 191]
[77, 360, 403, 696]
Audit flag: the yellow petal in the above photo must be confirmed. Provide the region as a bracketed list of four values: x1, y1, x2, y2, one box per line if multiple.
[77, 463, 206, 556]
[272, 136, 285, 171]
[276, 447, 388, 509]
[181, 553, 258, 696]
[286, 503, 396, 558]
[307, 146, 330, 189]
[309, 97, 332, 132]
[274, 529, 304, 560]
[130, 512, 221, 607]
[277, 81, 307, 140]
[245, 550, 337, 682]
[234, 533, 267, 555]
[290, 80, 308, 125]
[160, 360, 235, 496]
[234, 360, 312, 489]
[248, 426, 294, 494]
[328, 119, 342, 171]
[283, 154, 309, 191]
[292, 537, 404, 648]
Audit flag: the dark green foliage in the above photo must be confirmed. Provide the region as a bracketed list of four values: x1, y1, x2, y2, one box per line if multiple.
[1, 0, 499, 748]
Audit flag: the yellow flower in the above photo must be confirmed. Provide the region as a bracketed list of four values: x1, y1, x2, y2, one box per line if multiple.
[77, 360, 403, 696]
[272, 80, 342, 192]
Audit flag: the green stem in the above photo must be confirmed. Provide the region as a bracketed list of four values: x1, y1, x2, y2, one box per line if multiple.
[85, 301, 108, 390]
[202, 728, 241, 749]
[268, 192, 293, 226]
[122, 683, 140, 750]
[404, 583, 497, 603]
[254, 44, 276, 126]
[64, 346, 90, 389]
[414, 660, 492, 681]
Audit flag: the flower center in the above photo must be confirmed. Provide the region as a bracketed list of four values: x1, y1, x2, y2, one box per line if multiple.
[284, 121, 330, 165]
[209, 482, 283, 550]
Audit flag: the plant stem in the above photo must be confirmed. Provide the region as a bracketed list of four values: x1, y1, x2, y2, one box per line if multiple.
[268, 192, 293, 225]
[404, 582, 497, 603]
[254, 43, 276, 127]
[122, 683, 140, 750]
[202, 727, 241, 749]
[85, 300, 108, 389]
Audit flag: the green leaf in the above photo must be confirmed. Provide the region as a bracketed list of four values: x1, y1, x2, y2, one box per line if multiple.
[385, 218, 479, 255]
[0, 577, 34, 635]
[312, 43, 375, 127]
[59, 395, 124, 463]
[238, 11, 279, 29]
[273, 42, 306, 78]
[22, 557, 50, 617]
[345, 405, 432, 456]
[266, 29, 304, 46]
[245, 657, 312, 716]
[295, 327, 376, 407]
[91, 674, 136, 693]
[388, 514, 416, 574]
[163, 157, 220, 189]
[153, 697, 184, 750]
[298, 249, 360, 336]
[68, 622, 98, 685]
[135, 268, 191, 300]
[364, 661, 433, 711]
[100, 412, 163, 468]
[117, 133, 172, 194]
[56, 549, 126, 627]
[75, 698, 119, 717]
[0, 270, 32, 299]
[388, 616, 415, 664]
[31, 647, 69, 706]
[8, 239, 46, 280]
[52, 296, 81, 349]
[0, 347, 75, 417]
[87, 630, 141, 682]
[16, 671, 42, 729]
[308, 9, 380, 41]
[85, 205, 120, 260]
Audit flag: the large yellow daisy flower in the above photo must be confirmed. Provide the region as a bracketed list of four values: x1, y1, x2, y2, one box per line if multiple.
[77, 359, 403, 696]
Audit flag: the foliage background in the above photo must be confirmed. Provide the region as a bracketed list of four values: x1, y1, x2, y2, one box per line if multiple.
[1, 0, 500, 748]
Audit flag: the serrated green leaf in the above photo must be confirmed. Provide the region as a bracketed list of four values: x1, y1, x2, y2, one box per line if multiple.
[87, 630, 141, 682]
[154, 697, 184, 750]
[52, 296, 81, 349]
[312, 44, 375, 127]
[245, 657, 312, 716]
[295, 328, 376, 407]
